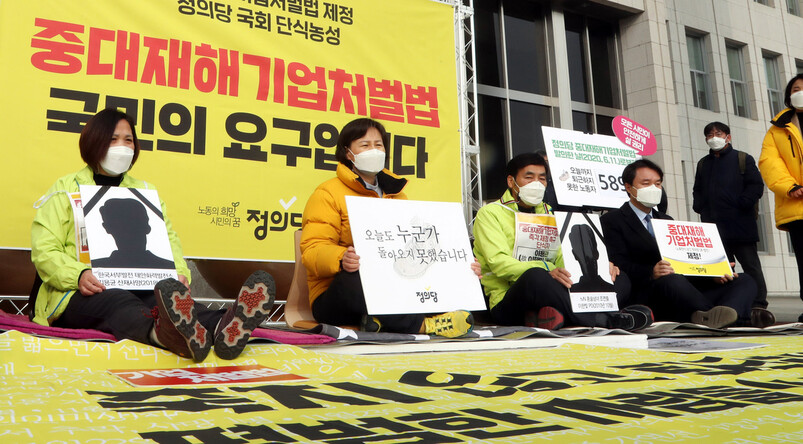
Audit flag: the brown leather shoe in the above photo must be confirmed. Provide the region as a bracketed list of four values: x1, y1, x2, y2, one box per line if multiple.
[153, 278, 211, 362]
[750, 307, 775, 328]
[213, 270, 276, 360]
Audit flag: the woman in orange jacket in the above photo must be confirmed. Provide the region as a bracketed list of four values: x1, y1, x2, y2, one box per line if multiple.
[300, 118, 475, 337]
[759, 73, 803, 322]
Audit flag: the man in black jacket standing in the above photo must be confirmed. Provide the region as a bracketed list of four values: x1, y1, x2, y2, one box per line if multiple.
[693, 122, 774, 327]
[601, 159, 756, 329]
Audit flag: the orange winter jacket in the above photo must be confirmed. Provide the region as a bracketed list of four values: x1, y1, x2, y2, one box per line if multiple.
[760, 108, 803, 229]
[300, 163, 407, 304]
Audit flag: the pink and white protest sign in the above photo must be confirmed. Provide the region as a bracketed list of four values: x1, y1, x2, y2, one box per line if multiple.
[612, 116, 657, 156]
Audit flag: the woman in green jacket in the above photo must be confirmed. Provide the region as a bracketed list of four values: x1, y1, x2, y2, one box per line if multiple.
[30, 108, 275, 362]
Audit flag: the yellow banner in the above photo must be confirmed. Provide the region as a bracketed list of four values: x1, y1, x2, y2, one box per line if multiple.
[3, 331, 803, 442]
[0, 0, 461, 261]
[664, 257, 734, 276]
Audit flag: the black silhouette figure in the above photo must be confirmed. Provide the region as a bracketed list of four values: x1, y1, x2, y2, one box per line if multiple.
[91, 198, 175, 269]
[568, 224, 614, 293]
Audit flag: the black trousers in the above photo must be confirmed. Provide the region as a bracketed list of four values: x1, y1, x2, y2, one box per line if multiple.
[785, 220, 803, 303]
[312, 270, 426, 334]
[723, 240, 767, 308]
[490, 267, 632, 327]
[648, 273, 755, 322]
[53, 289, 225, 345]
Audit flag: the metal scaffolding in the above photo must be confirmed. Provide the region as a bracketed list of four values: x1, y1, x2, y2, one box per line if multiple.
[454, 0, 482, 228]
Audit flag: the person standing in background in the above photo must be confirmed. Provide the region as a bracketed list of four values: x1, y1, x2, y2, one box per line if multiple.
[693, 121, 773, 328]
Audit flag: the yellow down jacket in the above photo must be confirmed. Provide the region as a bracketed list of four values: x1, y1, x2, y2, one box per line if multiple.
[759, 108, 803, 229]
[300, 163, 407, 304]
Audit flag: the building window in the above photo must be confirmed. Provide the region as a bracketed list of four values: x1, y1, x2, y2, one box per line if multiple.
[473, 0, 624, 200]
[796, 59, 803, 74]
[726, 44, 750, 118]
[474, 0, 554, 200]
[754, 0, 770, 6]
[565, 13, 621, 135]
[687, 33, 712, 110]
[789, 0, 801, 15]
[764, 54, 784, 116]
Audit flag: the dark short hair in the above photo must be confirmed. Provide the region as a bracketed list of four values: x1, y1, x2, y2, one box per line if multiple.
[335, 118, 390, 168]
[79, 108, 140, 172]
[784, 73, 803, 109]
[505, 153, 547, 179]
[622, 159, 663, 186]
[703, 121, 730, 137]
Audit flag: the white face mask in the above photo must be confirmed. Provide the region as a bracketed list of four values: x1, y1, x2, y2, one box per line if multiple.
[100, 145, 134, 176]
[516, 180, 546, 206]
[791, 91, 803, 110]
[706, 136, 728, 151]
[350, 149, 385, 174]
[631, 184, 662, 208]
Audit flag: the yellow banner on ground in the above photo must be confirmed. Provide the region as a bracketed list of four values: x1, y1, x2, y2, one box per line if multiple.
[0, 0, 461, 261]
[3, 331, 803, 442]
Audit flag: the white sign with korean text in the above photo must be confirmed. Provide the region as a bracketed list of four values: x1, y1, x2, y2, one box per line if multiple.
[651, 219, 733, 277]
[512, 212, 560, 264]
[569, 292, 618, 313]
[346, 196, 486, 315]
[556, 212, 619, 313]
[542, 126, 640, 209]
[81, 185, 178, 290]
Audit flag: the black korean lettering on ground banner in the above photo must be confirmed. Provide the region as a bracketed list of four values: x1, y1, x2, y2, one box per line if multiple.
[329, 431, 462, 444]
[400, 370, 566, 398]
[86, 387, 272, 413]
[605, 391, 750, 414]
[506, 369, 672, 387]
[284, 416, 461, 444]
[354, 416, 420, 433]
[325, 382, 429, 404]
[615, 356, 769, 376]
[458, 408, 568, 440]
[398, 370, 481, 388]
[526, 397, 678, 425]
[228, 424, 296, 442]
[737, 378, 803, 390]
[231, 384, 394, 409]
[395, 411, 567, 440]
[280, 420, 373, 441]
[673, 386, 803, 405]
[140, 427, 247, 444]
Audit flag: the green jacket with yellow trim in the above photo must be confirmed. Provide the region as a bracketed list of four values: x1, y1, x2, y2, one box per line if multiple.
[472, 189, 563, 310]
[30, 166, 190, 326]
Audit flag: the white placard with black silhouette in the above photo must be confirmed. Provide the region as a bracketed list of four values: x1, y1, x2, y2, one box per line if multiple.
[555, 211, 619, 313]
[80, 185, 178, 289]
[346, 196, 486, 315]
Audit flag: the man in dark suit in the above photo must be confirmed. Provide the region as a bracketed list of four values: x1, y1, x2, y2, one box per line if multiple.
[601, 159, 755, 328]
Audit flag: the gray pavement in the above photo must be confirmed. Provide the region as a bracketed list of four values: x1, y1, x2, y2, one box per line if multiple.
[767, 294, 802, 323]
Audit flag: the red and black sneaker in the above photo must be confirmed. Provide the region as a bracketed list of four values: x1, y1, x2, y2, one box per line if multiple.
[153, 278, 211, 362]
[214, 270, 276, 360]
[535, 306, 565, 330]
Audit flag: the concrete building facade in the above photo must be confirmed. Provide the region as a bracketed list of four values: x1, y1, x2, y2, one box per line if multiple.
[473, 0, 803, 296]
